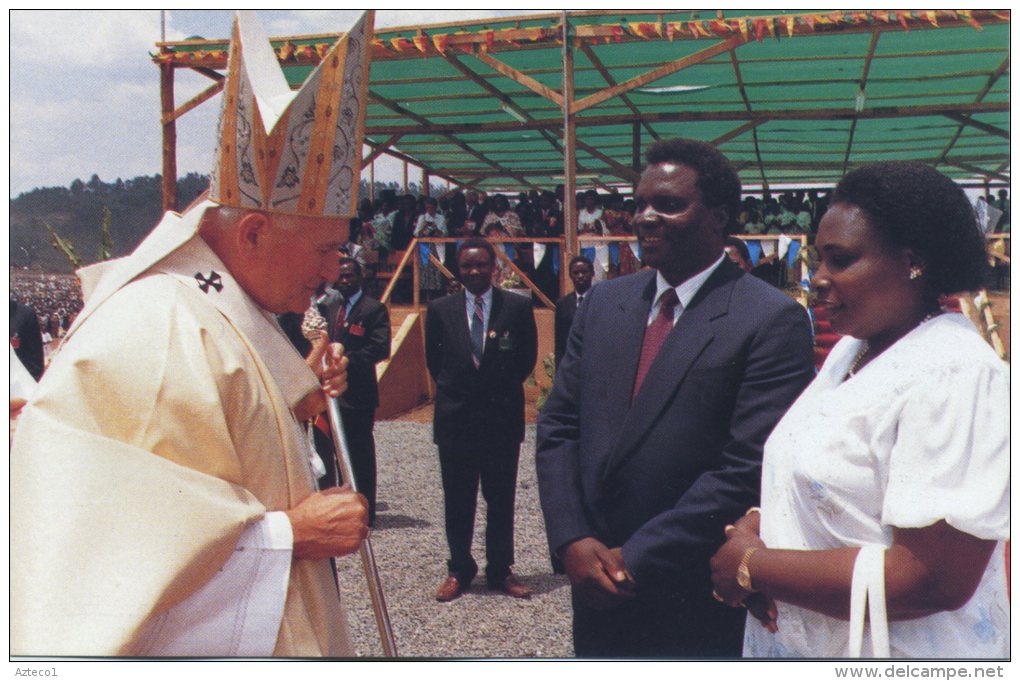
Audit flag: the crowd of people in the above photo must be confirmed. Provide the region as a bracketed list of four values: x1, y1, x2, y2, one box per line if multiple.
[9, 271, 85, 340]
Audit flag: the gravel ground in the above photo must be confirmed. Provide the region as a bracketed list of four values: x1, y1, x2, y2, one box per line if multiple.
[334, 420, 575, 659]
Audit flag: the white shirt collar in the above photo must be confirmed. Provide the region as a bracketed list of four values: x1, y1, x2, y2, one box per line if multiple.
[654, 253, 726, 310]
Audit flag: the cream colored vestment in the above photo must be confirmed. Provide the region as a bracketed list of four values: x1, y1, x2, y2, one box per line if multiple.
[11, 206, 352, 656]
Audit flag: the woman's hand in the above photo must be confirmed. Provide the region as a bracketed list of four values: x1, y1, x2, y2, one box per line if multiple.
[710, 519, 766, 606]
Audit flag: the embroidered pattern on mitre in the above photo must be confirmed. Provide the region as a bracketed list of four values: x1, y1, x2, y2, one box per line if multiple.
[209, 11, 374, 218]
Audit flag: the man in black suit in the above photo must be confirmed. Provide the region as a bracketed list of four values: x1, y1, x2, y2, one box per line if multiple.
[536, 138, 815, 657]
[319, 258, 391, 523]
[554, 256, 594, 367]
[10, 299, 45, 381]
[425, 238, 538, 602]
[277, 259, 390, 522]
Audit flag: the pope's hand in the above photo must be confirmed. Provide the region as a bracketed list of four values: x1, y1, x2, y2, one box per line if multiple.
[285, 486, 369, 560]
[294, 339, 349, 421]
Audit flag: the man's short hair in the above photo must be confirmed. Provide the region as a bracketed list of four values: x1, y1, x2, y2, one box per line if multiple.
[568, 255, 594, 271]
[457, 237, 496, 263]
[645, 138, 742, 233]
[337, 256, 363, 277]
[724, 236, 751, 263]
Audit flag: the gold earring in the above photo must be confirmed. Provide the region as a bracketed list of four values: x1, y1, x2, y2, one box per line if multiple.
[909, 266, 923, 280]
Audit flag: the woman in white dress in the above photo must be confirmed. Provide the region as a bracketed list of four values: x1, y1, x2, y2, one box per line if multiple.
[710, 161, 1009, 658]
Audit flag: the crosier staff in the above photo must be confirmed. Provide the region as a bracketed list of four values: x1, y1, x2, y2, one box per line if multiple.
[302, 304, 398, 657]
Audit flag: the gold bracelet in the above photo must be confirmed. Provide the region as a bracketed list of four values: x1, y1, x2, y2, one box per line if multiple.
[744, 506, 761, 517]
[736, 547, 758, 592]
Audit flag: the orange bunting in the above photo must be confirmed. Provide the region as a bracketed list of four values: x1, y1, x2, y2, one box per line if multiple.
[432, 33, 449, 54]
[896, 10, 910, 31]
[627, 22, 660, 39]
[710, 19, 731, 36]
[872, 10, 890, 23]
[695, 21, 713, 38]
[316, 43, 329, 58]
[991, 11, 1010, 20]
[665, 22, 678, 41]
[390, 36, 414, 52]
[959, 10, 983, 31]
[804, 14, 816, 30]
[371, 38, 389, 52]
[412, 35, 428, 54]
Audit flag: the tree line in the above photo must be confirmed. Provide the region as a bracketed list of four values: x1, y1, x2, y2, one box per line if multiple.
[10, 174, 443, 273]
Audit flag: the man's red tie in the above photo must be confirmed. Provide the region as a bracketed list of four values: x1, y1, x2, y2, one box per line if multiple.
[632, 288, 679, 400]
[333, 303, 347, 339]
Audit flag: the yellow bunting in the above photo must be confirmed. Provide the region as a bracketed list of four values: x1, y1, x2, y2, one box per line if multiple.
[785, 15, 795, 37]
[432, 34, 449, 54]
[389, 37, 413, 52]
[925, 11, 939, 27]
[959, 10, 983, 31]
[738, 19, 749, 41]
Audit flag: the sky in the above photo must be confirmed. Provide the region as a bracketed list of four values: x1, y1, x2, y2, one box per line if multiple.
[6, 9, 539, 198]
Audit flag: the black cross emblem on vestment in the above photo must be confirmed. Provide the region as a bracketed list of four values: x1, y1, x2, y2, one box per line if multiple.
[195, 271, 223, 293]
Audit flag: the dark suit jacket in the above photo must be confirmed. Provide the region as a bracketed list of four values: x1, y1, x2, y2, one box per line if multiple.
[536, 260, 814, 607]
[276, 290, 390, 411]
[425, 288, 537, 446]
[10, 300, 45, 381]
[554, 292, 581, 367]
[324, 292, 391, 411]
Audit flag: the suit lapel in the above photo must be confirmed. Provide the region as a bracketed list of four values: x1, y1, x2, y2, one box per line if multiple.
[603, 262, 740, 480]
[600, 272, 657, 429]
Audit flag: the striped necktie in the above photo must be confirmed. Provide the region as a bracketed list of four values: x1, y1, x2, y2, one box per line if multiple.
[470, 295, 485, 367]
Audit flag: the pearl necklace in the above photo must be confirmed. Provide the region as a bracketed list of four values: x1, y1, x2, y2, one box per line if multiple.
[845, 310, 941, 379]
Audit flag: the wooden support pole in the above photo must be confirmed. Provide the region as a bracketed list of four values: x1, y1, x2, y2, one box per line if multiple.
[160, 60, 178, 213]
[561, 11, 577, 295]
[632, 120, 641, 192]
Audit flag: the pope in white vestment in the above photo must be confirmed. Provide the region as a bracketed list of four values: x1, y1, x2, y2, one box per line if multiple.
[11, 10, 377, 657]
[11, 207, 353, 656]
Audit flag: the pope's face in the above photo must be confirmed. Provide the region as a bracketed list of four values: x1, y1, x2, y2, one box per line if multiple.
[253, 213, 347, 314]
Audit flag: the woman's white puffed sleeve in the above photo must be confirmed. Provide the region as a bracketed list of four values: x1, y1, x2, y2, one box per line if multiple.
[882, 361, 1009, 540]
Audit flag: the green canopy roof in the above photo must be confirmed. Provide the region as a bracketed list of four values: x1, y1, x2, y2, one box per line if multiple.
[156, 9, 1010, 194]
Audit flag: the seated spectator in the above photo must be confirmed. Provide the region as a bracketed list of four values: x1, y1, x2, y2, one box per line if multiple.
[415, 197, 449, 299]
[390, 194, 419, 251]
[724, 236, 754, 273]
[602, 193, 632, 235]
[481, 195, 525, 238]
[577, 189, 606, 236]
[534, 190, 563, 237]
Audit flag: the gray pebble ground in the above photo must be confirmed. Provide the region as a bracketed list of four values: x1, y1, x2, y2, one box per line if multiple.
[334, 421, 575, 659]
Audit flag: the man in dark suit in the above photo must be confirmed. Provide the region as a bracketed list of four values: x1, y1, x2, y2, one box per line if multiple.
[319, 258, 391, 523]
[536, 138, 815, 657]
[10, 299, 45, 381]
[277, 258, 390, 522]
[554, 256, 594, 367]
[425, 238, 538, 602]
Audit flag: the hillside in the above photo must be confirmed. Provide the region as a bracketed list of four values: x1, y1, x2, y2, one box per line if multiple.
[10, 173, 209, 273]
